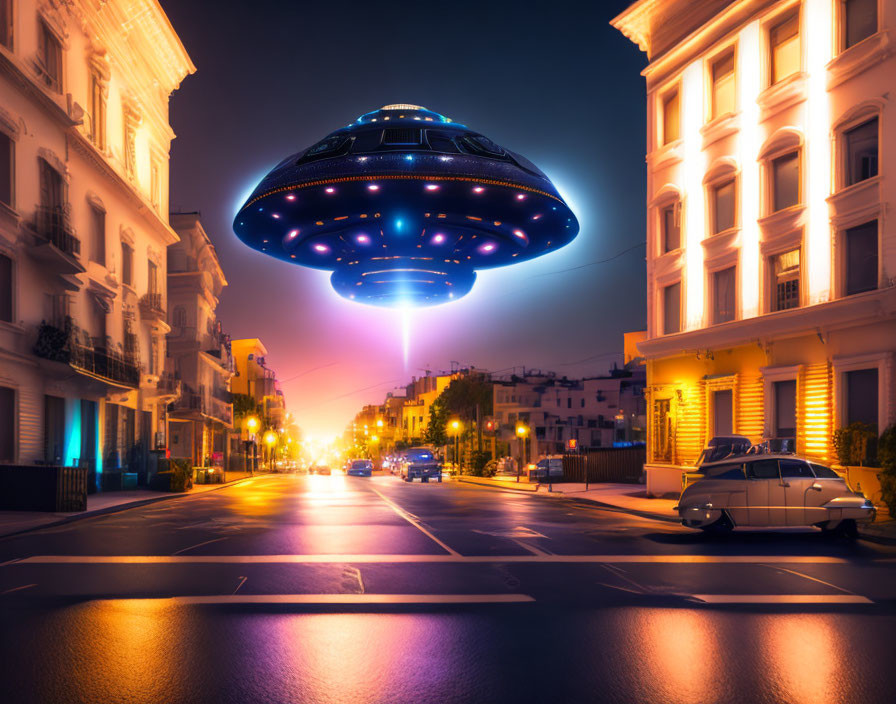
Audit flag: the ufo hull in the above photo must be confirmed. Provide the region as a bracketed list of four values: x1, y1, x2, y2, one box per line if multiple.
[234, 105, 579, 307]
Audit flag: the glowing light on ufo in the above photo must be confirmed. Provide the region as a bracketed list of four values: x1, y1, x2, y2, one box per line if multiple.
[233, 104, 579, 307]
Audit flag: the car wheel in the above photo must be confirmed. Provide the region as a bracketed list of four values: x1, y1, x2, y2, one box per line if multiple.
[437, 476, 442, 483]
[700, 510, 734, 535]
[422, 477, 429, 483]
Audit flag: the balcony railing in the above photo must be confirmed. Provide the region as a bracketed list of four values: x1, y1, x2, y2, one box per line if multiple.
[34, 205, 80, 257]
[33, 317, 140, 388]
[139, 293, 165, 320]
[211, 385, 233, 404]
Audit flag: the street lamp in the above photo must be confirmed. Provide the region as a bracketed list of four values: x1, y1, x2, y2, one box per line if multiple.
[449, 419, 462, 472]
[264, 430, 276, 472]
[246, 416, 259, 473]
[515, 423, 529, 483]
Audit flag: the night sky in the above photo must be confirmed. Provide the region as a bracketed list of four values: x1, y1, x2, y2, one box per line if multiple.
[160, 0, 648, 438]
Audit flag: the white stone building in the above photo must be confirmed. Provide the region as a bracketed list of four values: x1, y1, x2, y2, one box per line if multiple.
[0, 0, 194, 487]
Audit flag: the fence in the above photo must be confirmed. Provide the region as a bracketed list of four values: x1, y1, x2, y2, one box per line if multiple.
[561, 446, 646, 484]
[0, 465, 88, 512]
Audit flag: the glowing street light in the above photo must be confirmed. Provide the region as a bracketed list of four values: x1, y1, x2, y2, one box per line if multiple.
[264, 431, 277, 472]
[515, 424, 530, 483]
[449, 419, 462, 471]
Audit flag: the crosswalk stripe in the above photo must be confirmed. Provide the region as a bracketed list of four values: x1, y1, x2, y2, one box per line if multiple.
[11, 554, 854, 565]
[689, 594, 873, 605]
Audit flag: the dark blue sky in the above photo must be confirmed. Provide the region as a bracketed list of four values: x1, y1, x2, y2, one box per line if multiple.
[160, 0, 648, 436]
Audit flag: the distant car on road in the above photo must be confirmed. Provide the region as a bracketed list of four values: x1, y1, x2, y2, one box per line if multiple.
[399, 447, 442, 483]
[310, 464, 331, 476]
[346, 459, 373, 477]
[677, 437, 874, 536]
[527, 456, 564, 481]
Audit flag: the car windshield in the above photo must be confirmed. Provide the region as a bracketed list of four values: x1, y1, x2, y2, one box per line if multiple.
[351, 461, 370, 469]
[405, 449, 432, 461]
[702, 463, 745, 479]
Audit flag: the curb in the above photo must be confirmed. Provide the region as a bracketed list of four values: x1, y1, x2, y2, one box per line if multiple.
[455, 476, 539, 492]
[546, 493, 681, 524]
[0, 473, 262, 540]
[857, 524, 896, 546]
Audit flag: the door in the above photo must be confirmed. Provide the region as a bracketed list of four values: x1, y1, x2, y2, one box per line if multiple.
[745, 459, 782, 525]
[44, 395, 65, 465]
[713, 389, 733, 436]
[779, 458, 815, 525]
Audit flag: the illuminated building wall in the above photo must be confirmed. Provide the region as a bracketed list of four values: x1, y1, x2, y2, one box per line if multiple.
[614, 0, 896, 497]
[0, 1, 194, 480]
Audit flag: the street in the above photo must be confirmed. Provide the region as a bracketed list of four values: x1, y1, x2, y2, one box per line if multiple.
[1, 474, 895, 704]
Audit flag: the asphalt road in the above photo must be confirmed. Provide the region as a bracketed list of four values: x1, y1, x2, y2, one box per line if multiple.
[1, 473, 895, 704]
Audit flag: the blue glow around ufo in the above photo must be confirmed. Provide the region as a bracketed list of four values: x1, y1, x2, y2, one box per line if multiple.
[233, 104, 579, 308]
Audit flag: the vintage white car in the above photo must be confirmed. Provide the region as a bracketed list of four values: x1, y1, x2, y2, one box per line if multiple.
[677, 451, 875, 537]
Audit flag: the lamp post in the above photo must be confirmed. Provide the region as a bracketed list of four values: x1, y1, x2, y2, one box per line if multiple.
[247, 416, 259, 473]
[264, 430, 276, 472]
[515, 423, 529, 483]
[450, 419, 461, 473]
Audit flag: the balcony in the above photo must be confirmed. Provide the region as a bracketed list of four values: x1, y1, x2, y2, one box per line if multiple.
[169, 386, 232, 426]
[33, 318, 140, 388]
[139, 293, 166, 322]
[28, 206, 85, 277]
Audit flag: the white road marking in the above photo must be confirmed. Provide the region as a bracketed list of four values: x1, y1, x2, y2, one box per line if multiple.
[509, 538, 549, 557]
[1, 583, 37, 595]
[172, 537, 228, 555]
[167, 593, 535, 605]
[690, 594, 873, 605]
[367, 486, 460, 556]
[13, 554, 858, 565]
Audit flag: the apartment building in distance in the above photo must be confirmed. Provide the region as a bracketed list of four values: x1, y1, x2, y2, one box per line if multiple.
[613, 0, 895, 496]
[0, 0, 194, 487]
[165, 212, 233, 468]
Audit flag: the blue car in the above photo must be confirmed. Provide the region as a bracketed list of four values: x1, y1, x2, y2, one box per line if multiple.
[346, 459, 373, 477]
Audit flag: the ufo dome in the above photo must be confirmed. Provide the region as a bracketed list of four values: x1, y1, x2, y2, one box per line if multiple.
[233, 105, 579, 307]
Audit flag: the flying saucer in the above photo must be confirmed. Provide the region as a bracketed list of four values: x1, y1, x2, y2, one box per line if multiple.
[233, 104, 579, 307]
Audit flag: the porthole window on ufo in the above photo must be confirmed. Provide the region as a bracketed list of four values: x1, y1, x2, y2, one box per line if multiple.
[234, 104, 579, 308]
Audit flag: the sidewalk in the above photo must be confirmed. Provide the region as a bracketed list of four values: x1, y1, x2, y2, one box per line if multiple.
[0, 471, 259, 539]
[457, 476, 896, 542]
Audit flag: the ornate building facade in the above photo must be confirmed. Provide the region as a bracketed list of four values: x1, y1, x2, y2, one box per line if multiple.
[0, 0, 194, 486]
[613, 0, 895, 496]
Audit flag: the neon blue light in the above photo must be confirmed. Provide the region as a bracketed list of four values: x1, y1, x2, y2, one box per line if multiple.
[64, 399, 81, 468]
[395, 219, 404, 231]
[95, 403, 102, 475]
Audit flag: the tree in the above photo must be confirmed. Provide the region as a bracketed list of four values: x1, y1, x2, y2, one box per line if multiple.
[232, 393, 258, 419]
[424, 398, 449, 447]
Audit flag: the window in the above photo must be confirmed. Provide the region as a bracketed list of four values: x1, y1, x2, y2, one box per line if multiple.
[711, 179, 736, 234]
[662, 89, 680, 145]
[121, 242, 133, 287]
[712, 389, 733, 436]
[38, 158, 63, 210]
[772, 249, 800, 311]
[90, 206, 105, 266]
[845, 368, 878, 427]
[712, 266, 736, 324]
[845, 220, 877, 295]
[150, 160, 161, 209]
[37, 20, 62, 92]
[0, 0, 12, 49]
[661, 203, 680, 252]
[810, 463, 841, 479]
[746, 459, 780, 480]
[172, 306, 186, 329]
[711, 51, 736, 119]
[770, 13, 800, 84]
[844, 0, 877, 49]
[844, 118, 878, 186]
[148, 260, 158, 295]
[0, 252, 11, 322]
[771, 151, 800, 211]
[780, 459, 813, 478]
[774, 379, 797, 439]
[663, 282, 681, 334]
[0, 130, 11, 207]
[89, 72, 106, 150]
[0, 385, 13, 462]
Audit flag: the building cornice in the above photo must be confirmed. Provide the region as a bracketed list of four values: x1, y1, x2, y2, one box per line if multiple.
[638, 287, 896, 358]
[0, 48, 78, 129]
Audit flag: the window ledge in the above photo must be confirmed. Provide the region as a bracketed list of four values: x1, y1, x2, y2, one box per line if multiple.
[757, 72, 807, 122]
[758, 204, 806, 236]
[701, 111, 741, 149]
[827, 175, 880, 206]
[0, 319, 26, 335]
[0, 201, 20, 236]
[647, 140, 683, 171]
[827, 30, 893, 90]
